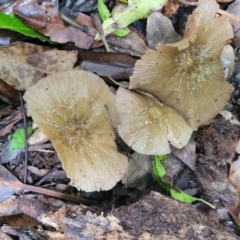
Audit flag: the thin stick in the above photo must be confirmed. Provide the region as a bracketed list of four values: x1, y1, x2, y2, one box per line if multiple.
[179, 0, 240, 23]
[217, 9, 240, 23]
[19, 92, 28, 184]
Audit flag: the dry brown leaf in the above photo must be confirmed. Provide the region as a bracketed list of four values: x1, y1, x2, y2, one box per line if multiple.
[26, 49, 77, 73]
[13, 0, 95, 49]
[122, 153, 153, 190]
[227, 0, 240, 47]
[81, 61, 134, 80]
[0, 79, 20, 103]
[107, 32, 149, 57]
[0, 42, 77, 90]
[79, 51, 135, 79]
[147, 12, 182, 49]
[170, 134, 196, 170]
[0, 108, 22, 138]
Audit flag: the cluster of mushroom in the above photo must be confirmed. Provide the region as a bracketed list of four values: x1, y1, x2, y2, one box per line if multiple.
[23, 0, 234, 192]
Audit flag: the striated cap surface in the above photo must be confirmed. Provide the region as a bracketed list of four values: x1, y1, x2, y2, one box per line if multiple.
[24, 70, 128, 192]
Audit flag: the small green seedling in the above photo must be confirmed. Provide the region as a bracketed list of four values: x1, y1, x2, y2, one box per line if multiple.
[153, 155, 215, 209]
[9, 126, 33, 152]
[97, 0, 130, 38]
[0, 126, 33, 164]
[0, 13, 52, 43]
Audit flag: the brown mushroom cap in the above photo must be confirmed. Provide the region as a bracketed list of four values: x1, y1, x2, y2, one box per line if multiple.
[129, 0, 234, 130]
[23, 70, 128, 192]
[116, 87, 192, 155]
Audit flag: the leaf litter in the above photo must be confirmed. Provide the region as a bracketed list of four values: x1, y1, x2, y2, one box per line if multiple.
[0, 0, 240, 238]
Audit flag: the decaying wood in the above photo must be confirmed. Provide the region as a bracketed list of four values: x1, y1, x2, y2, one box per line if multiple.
[1, 191, 237, 239]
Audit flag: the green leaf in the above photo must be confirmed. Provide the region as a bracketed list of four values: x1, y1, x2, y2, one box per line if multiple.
[170, 189, 215, 209]
[9, 126, 33, 152]
[98, 0, 111, 21]
[153, 155, 166, 178]
[113, 28, 130, 37]
[101, 0, 167, 37]
[0, 13, 52, 43]
[153, 155, 215, 208]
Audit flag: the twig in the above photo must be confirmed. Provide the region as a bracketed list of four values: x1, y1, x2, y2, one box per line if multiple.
[19, 92, 28, 184]
[34, 164, 60, 186]
[217, 9, 240, 23]
[91, 12, 110, 52]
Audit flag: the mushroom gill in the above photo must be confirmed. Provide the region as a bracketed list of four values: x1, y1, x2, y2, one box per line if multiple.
[23, 70, 128, 192]
[129, 0, 234, 130]
[116, 87, 192, 155]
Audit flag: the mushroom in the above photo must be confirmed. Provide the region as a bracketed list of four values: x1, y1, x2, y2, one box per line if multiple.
[23, 70, 128, 192]
[129, 0, 234, 130]
[115, 87, 192, 155]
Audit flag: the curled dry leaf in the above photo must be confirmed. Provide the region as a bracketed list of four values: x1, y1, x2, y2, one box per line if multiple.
[107, 32, 149, 57]
[23, 70, 128, 192]
[122, 152, 153, 190]
[116, 87, 192, 155]
[14, 0, 95, 49]
[0, 42, 77, 90]
[0, 42, 46, 90]
[130, 0, 234, 130]
[147, 12, 182, 49]
[26, 49, 77, 74]
[0, 108, 22, 137]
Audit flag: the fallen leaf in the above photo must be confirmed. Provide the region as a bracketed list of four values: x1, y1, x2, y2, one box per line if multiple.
[122, 153, 153, 190]
[107, 32, 149, 56]
[0, 0, 21, 14]
[0, 43, 47, 90]
[81, 61, 134, 79]
[0, 108, 22, 138]
[0, 79, 20, 103]
[0, 13, 52, 43]
[0, 42, 77, 90]
[14, 0, 95, 49]
[170, 134, 196, 170]
[147, 12, 182, 49]
[227, 0, 240, 47]
[153, 156, 214, 208]
[26, 49, 78, 73]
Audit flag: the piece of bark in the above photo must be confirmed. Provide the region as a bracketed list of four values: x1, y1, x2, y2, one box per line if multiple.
[196, 117, 240, 166]
[113, 191, 238, 239]
[14, 192, 239, 239]
[196, 157, 238, 207]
